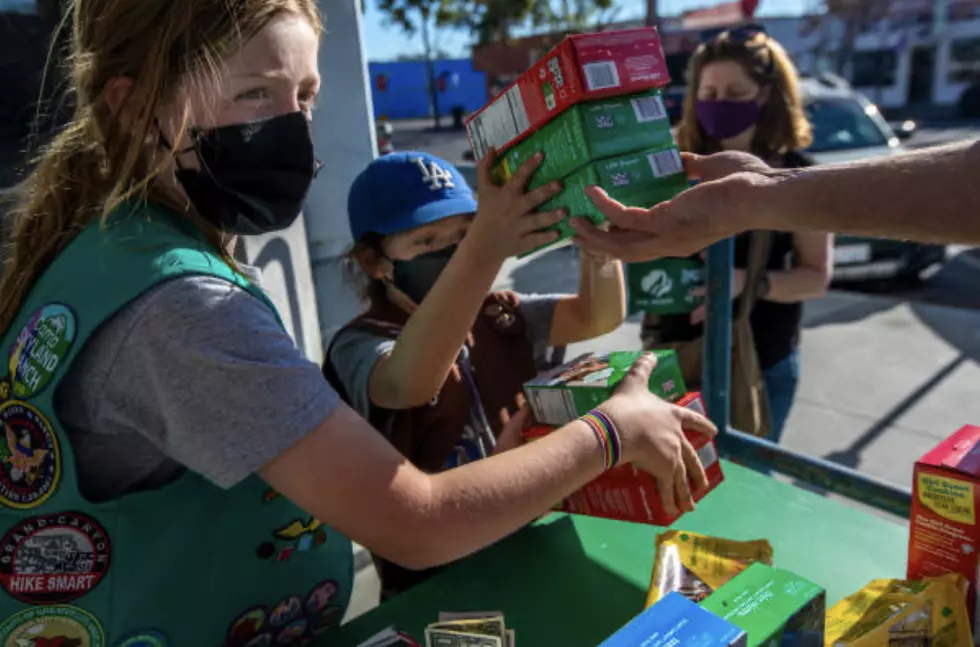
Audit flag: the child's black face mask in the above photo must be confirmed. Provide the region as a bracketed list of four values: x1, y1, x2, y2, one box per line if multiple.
[388, 244, 457, 304]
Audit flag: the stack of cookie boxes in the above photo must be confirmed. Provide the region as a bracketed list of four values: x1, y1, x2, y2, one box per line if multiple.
[464, 27, 688, 256]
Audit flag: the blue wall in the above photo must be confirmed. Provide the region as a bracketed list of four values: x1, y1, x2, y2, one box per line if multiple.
[368, 58, 487, 120]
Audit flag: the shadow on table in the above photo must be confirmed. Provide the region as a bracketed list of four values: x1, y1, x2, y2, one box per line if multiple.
[331, 515, 646, 647]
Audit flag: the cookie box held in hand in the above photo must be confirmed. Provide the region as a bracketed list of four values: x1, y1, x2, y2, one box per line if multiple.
[627, 257, 706, 315]
[600, 591, 747, 647]
[523, 349, 686, 426]
[907, 424, 980, 644]
[700, 563, 826, 647]
[491, 89, 674, 188]
[523, 392, 723, 526]
[522, 143, 688, 256]
[466, 28, 671, 161]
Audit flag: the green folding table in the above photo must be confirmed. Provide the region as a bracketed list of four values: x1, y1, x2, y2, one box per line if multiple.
[328, 238, 914, 646]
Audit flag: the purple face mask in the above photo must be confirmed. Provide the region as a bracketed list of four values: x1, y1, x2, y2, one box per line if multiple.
[695, 99, 761, 141]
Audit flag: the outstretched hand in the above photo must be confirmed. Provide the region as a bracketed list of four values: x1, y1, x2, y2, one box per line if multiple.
[570, 152, 774, 262]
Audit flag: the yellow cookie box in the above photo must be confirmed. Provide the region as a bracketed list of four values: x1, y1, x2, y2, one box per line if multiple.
[825, 573, 971, 647]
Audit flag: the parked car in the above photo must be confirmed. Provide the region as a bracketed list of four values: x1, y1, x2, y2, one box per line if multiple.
[800, 74, 946, 284]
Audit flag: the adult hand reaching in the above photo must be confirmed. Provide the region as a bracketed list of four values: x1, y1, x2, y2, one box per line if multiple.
[570, 152, 776, 262]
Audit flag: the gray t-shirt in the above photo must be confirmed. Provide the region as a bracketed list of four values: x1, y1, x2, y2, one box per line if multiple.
[53, 265, 340, 503]
[328, 293, 561, 422]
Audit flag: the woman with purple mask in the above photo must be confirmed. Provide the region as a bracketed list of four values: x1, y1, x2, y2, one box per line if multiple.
[640, 27, 833, 444]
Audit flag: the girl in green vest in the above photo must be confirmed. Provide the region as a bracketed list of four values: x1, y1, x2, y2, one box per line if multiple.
[0, 0, 717, 643]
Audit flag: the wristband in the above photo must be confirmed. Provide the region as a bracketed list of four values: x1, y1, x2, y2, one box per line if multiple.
[581, 408, 622, 470]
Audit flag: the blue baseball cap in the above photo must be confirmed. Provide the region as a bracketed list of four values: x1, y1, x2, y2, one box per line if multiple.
[348, 151, 478, 242]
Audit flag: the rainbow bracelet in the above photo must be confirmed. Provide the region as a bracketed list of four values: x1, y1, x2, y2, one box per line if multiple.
[581, 409, 622, 470]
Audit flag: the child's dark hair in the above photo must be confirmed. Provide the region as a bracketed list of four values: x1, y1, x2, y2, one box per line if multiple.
[343, 232, 388, 304]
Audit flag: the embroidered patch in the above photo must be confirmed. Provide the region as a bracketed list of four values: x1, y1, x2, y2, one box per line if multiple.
[227, 607, 268, 647]
[113, 632, 167, 647]
[7, 303, 77, 399]
[0, 399, 61, 509]
[0, 511, 111, 604]
[304, 580, 338, 616]
[0, 604, 105, 647]
[256, 518, 327, 563]
[269, 596, 303, 627]
[0, 379, 9, 402]
[226, 592, 339, 646]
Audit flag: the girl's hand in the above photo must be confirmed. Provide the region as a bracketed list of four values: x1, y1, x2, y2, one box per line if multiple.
[492, 403, 531, 455]
[466, 149, 566, 261]
[689, 268, 745, 325]
[600, 353, 718, 517]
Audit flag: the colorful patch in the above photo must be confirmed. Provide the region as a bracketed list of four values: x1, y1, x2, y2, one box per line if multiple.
[0, 604, 105, 647]
[255, 518, 327, 563]
[7, 303, 77, 399]
[0, 400, 61, 509]
[227, 607, 268, 647]
[0, 511, 111, 604]
[225, 591, 343, 646]
[268, 596, 302, 627]
[304, 580, 337, 616]
[112, 632, 167, 647]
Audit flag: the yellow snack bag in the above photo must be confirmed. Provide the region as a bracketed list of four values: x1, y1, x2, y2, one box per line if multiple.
[825, 573, 971, 647]
[644, 530, 774, 608]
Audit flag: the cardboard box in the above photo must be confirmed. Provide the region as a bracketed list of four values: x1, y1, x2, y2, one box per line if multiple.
[523, 350, 686, 426]
[908, 424, 980, 644]
[523, 393, 724, 526]
[491, 89, 674, 188]
[627, 257, 706, 315]
[600, 591, 747, 647]
[527, 143, 688, 255]
[700, 563, 826, 647]
[466, 28, 671, 161]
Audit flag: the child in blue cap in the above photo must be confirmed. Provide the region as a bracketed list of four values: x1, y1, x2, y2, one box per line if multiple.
[324, 150, 626, 597]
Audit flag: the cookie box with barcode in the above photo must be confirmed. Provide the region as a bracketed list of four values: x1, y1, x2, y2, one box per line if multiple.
[465, 27, 670, 161]
[491, 89, 674, 189]
[522, 143, 687, 256]
[523, 392, 724, 526]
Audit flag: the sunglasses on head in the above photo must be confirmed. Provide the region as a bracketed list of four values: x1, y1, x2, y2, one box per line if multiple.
[699, 22, 767, 44]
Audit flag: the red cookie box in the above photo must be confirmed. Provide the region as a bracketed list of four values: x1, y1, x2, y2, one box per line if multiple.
[465, 28, 671, 161]
[523, 392, 724, 526]
[908, 424, 980, 644]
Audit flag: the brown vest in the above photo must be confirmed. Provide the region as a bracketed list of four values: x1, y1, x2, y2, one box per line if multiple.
[323, 291, 539, 596]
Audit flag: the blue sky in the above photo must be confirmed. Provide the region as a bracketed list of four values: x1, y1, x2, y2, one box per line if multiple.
[363, 0, 810, 61]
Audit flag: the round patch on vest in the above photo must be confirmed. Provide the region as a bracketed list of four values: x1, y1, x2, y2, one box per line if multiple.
[0, 604, 105, 647]
[0, 399, 61, 509]
[7, 303, 77, 400]
[112, 631, 168, 647]
[0, 511, 111, 604]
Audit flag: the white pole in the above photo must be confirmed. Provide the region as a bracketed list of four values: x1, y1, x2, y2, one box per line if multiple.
[305, 0, 378, 350]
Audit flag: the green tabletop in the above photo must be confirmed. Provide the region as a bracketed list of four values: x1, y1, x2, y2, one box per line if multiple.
[330, 461, 909, 647]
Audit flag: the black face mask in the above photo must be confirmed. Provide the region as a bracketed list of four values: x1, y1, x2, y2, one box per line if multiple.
[390, 245, 457, 304]
[170, 111, 320, 235]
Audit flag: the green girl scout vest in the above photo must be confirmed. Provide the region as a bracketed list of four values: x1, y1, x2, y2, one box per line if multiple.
[0, 203, 353, 646]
